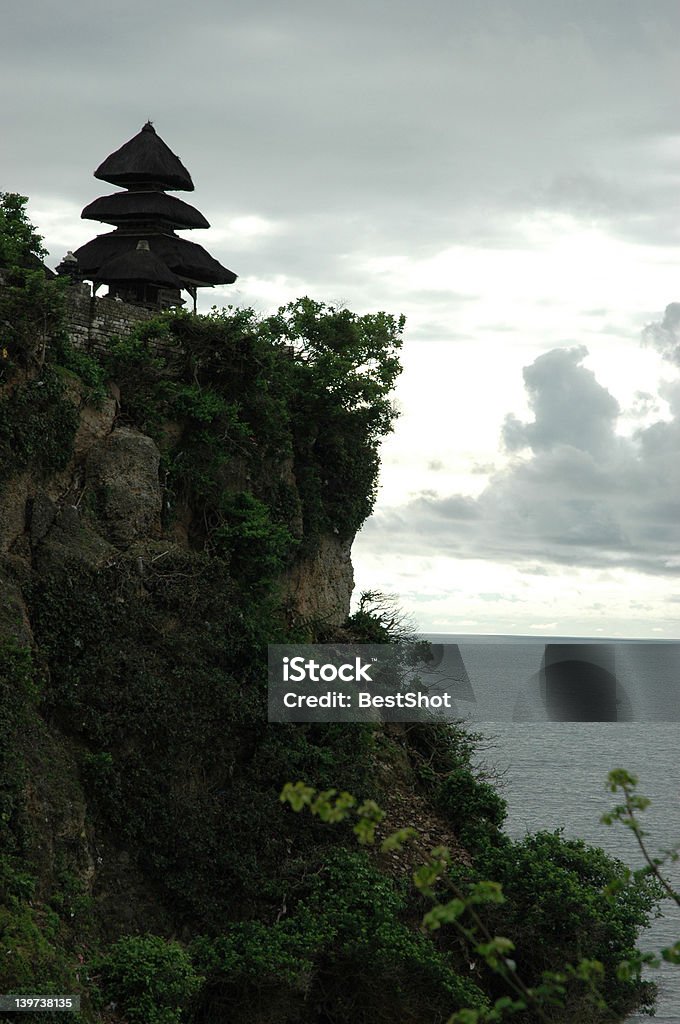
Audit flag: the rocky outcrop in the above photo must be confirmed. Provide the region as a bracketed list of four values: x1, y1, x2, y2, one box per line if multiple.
[72, 393, 117, 459]
[282, 533, 354, 625]
[85, 427, 162, 547]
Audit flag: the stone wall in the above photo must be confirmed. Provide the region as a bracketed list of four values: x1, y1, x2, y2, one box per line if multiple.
[65, 283, 159, 356]
[0, 272, 158, 358]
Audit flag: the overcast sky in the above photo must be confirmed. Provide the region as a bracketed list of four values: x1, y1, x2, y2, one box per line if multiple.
[3, 1, 680, 637]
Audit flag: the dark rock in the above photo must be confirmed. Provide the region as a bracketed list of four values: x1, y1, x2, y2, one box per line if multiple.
[28, 492, 57, 546]
[85, 427, 162, 547]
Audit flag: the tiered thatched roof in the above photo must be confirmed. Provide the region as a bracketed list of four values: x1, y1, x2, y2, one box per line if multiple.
[96, 240, 184, 288]
[72, 122, 237, 300]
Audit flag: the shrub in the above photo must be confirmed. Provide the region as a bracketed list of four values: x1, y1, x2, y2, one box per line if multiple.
[436, 767, 507, 837]
[0, 368, 79, 481]
[0, 193, 68, 373]
[94, 934, 202, 1024]
[190, 850, 488, 1024]
[452, 829, 662, 1017]
[210, 491, 297, 586]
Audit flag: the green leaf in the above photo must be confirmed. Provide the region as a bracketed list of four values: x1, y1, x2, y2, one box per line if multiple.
[279, 781, 316, 811]
[661, 942, 680, 964]
[422, 899, 466, 931]
[468, 881, 505, 905]
[381, 827, 417, 852]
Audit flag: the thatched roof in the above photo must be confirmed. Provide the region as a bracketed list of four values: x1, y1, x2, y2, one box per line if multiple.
[95, 241, 183, 287]
[94, 122, 194, 191]
[82, 191, 210, 230]
[73, 231, 237, 287]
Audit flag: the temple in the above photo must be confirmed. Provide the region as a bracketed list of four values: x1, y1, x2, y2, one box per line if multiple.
[68, 122, 236, 311]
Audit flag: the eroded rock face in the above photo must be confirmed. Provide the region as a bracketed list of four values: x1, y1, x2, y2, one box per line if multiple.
[59, 374, 118, 460]
[283, 534, 354, 626]
[72, 395, 117, 459]
[32, 505, 117, 574]
[85, 428, 162, 547]
[1, 389, 355, 621]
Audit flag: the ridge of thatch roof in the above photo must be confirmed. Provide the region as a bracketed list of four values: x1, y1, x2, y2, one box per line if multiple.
[94, 122, 194, 191]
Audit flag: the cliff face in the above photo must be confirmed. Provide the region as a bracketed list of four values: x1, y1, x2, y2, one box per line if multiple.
[1, 382, 354, 633]
[0, 358, 358, 892]
[281, 533, 354, 625]
[0, 301, 424, 1019]
[0, 373, 357, 976]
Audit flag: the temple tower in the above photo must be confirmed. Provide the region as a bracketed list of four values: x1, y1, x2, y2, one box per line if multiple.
[71, 122, 236, 310]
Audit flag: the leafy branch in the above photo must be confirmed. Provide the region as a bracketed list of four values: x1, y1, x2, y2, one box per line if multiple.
[602, 769, 680, 972]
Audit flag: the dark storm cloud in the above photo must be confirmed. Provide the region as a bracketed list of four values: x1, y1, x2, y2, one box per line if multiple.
[2, 0, 679, 280]
[363, 306, 680, 575]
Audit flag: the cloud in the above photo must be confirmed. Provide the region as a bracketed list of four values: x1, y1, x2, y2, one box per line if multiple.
[642, 302, 680, 365]
[4, 0, 680, 281]
[501, 346, 620, 457]
[362, 306, 680, 575]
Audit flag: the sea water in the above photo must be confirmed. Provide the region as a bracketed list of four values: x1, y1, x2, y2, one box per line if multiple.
[427, 636, 680, 1023]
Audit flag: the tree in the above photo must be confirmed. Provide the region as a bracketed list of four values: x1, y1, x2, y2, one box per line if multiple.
[0, 193, 66, 373]
[0, 192, 48, 269]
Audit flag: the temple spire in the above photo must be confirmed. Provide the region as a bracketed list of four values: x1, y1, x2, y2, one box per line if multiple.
[72, 122, 237, 309]
[94, 121, 194, 191]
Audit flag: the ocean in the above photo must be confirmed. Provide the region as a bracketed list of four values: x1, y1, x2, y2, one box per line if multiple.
[427, 636, 680, 1023]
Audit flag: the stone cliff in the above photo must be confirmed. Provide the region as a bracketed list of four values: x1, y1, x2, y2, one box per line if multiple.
[0, 365, 358, 979]
[1, 373, 355, 645]
[0, 299, 414, 1018]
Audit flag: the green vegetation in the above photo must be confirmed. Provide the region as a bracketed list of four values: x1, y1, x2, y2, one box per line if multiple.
[0, 367, 79, 480]
[0, 193, 47, 268]
[188, 848, 489, 1024]
[0, 643, 38, 839]
[283, 772, 671, 1023]
[94, 935, 202, 1024]
[100, 298, 403, 555]
[0, 193, 69, 374]
[0, 646, 84, 1020]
